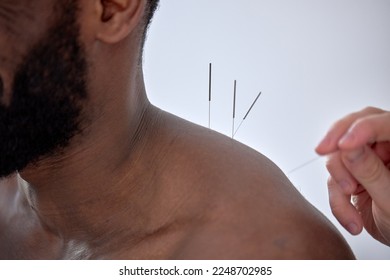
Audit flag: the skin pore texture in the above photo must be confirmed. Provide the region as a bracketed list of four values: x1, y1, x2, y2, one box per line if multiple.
[0, 0, 355, 259]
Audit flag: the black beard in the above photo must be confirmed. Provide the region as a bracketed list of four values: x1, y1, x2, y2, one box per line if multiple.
[0, 3, 88, 178]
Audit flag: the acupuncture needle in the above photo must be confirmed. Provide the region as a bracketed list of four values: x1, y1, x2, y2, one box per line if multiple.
[204, 64, 323, 174]
[208, 63, 212, 129]
[233, 91, 262, 137]
[287, 156, 322, 175]
[232, 80, 237, 138]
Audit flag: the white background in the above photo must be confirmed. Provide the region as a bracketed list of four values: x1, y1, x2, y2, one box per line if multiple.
[144, 0, 390, 259]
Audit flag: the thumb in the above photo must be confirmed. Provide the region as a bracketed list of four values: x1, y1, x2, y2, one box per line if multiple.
[341, 146, 390, 210]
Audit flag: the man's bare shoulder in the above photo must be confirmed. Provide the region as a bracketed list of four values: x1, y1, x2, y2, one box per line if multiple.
[171, 181, 355, 259]
[157, 112, 355, 259]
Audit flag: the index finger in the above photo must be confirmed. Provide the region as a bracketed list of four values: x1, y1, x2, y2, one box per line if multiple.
[338, 112, 390, 150]
[316, 107, 385, 155]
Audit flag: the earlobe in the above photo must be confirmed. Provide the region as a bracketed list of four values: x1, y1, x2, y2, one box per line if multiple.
[96, 0, 146, 44]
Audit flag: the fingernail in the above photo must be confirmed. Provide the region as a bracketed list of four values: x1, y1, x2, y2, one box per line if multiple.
[347, 223, 359, 235]
[345, 147, 365, 162]
[339, 131, 355, 146]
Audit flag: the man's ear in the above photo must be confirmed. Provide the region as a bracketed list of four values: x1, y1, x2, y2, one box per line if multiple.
[95, 0, 146, 44]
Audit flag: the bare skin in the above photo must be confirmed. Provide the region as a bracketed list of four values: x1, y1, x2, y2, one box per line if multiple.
[0, 0, 354, 259]
[316, 107, 390, 246]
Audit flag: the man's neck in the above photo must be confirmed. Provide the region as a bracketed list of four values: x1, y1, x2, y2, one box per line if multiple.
[17, 94, 165, 254]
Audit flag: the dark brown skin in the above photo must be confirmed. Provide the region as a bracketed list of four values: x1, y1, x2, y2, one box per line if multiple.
[0, 0, 355, 259]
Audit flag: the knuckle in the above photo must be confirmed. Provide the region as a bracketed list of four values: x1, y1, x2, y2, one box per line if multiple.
[351, 118, 366, 130]
[325, 160, 332, 172]
[329, 198, 344, 217]
[325, 155, 337, 172]
[331, 116, 355, 133]
[353, 117, 374, 134]
[327, 176, 333, 186]
[330, 119, 345, 130]
[358, 159, 383, 184]
[327, 184, 341, 211]
[362, 106, 381, 114]
[325, 154, 344, 176]
[327, 176, 337, 189]
[327, 181, 353, 223]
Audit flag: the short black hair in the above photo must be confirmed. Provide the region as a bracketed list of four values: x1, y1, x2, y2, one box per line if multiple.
[145, 0, 160, 30]
[142, 0, 160, 46]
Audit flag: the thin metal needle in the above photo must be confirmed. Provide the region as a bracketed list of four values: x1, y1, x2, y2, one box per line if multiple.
[208, 63, 212, 129]
[287, 156, 321, 175]
[233, 119, 245, 138]
[233, 91, 262, 137]
[232, 80, 237, 138]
